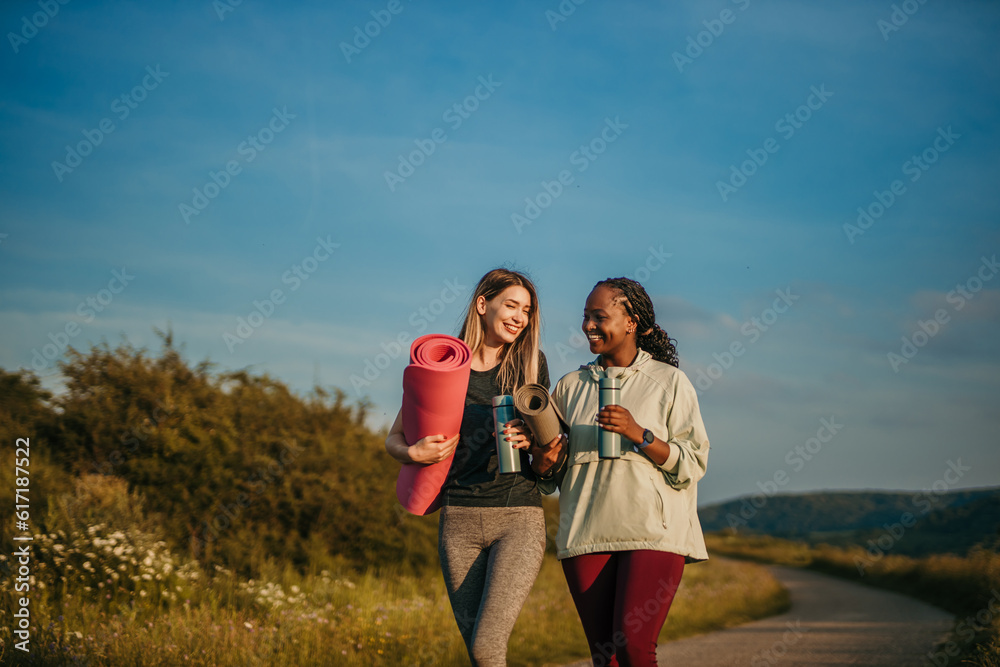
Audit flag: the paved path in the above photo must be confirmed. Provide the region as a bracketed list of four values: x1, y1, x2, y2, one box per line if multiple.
[564, 565, 954, 666]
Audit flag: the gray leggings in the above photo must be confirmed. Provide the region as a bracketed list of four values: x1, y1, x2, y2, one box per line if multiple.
[438, 505, 546, 667]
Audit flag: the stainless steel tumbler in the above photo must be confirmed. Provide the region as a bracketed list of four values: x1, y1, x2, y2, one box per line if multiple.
[493, 395, 521, 473]
[598, 377, 621, 459]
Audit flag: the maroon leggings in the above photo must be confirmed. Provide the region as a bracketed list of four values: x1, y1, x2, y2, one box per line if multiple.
[561, 550, 685, 667]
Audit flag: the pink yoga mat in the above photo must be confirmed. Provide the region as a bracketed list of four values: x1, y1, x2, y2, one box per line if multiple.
[396, 334, 472, 515]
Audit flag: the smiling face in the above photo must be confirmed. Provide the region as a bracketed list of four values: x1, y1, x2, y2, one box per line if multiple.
[583, 284, 637, 362]
[477, 285, 532, 347]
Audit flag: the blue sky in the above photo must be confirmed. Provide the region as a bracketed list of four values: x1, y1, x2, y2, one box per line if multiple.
[2, 0, 998, 506]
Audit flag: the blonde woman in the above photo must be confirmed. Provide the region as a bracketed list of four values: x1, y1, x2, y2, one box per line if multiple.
[385, 268, 550, 666]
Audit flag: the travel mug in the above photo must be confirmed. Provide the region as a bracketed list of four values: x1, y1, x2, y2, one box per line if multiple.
[598, 377, 621, 459]
[493, 395, 521, 473]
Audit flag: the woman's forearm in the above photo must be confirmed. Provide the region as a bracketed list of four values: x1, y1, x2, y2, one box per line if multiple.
[384, 408, 415, 464]
[530, 434, 567, 476]
[625, 423, 670, 466]
[385, 432, 415, 463]
[637, 437, 670, 466]
[384, 411, 460, 464]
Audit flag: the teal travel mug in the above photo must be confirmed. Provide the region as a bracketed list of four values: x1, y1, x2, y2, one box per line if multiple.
[493, 395, 521, 473]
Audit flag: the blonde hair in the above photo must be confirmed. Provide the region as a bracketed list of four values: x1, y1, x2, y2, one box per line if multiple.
[458, 268, 541, 394]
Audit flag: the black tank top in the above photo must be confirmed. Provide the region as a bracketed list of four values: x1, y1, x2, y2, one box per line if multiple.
[443, 352, 550, 507]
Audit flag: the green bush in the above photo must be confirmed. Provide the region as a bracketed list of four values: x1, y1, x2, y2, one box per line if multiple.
[1, 332, 439, 580]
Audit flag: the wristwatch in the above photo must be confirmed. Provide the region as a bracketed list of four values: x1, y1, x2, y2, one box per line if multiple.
[639, 428, 655, 449]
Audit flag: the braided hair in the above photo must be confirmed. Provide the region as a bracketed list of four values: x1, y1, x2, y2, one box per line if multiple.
[594, 277, 679, 367]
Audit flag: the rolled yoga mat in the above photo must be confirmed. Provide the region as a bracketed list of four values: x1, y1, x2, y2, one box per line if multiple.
[396, 334, 472, 515]
[512, 383, 566, 446]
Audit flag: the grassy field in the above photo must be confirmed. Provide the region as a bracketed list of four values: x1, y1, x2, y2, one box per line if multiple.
[0, 523, 788, 666]
[706, 532, 1000, 667]
[0, 354, 792, 667]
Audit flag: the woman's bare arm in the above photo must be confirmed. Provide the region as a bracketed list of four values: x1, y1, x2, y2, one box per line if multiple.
[384, 408, 460, 464]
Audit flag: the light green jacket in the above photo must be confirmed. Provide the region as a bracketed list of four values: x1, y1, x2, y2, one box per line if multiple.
[540, 350, 710, 562]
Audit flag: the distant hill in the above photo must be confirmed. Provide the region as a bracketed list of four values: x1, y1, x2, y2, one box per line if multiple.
[698, 487, 1000, 557]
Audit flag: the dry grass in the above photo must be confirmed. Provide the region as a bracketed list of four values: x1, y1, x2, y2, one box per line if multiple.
[705, 532, 1000, 667]
[0, 530, 789, 666]
[0, 470, 789, 665]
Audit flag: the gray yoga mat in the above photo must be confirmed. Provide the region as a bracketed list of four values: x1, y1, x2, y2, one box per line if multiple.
[513, 383, 567, 445]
